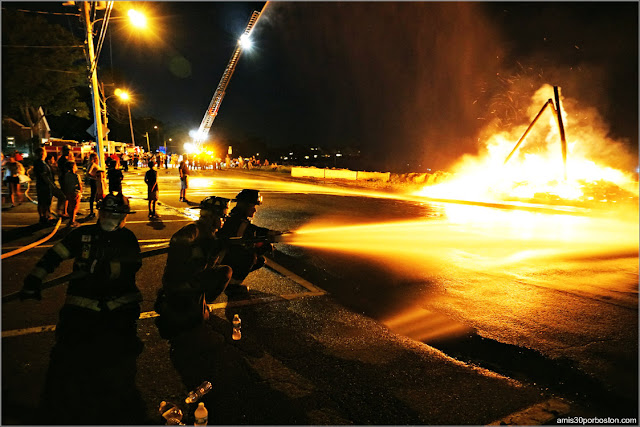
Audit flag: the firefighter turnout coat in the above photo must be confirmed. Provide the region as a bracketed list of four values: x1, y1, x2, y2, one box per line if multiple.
[28, 223, 143, 312]
[217, 207, 273, 283]
[155, 220, 231, 339]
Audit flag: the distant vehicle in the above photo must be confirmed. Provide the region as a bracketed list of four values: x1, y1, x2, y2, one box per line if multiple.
[43, 138, 93, 163]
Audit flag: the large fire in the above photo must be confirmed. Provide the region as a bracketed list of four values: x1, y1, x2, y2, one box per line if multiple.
[416, 85, 638, 206]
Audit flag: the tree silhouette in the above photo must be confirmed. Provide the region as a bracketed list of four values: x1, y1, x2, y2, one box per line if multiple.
[2, 8, 89, 153]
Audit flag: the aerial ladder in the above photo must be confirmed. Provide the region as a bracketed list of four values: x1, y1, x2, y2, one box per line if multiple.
[194, 4, 268, 143]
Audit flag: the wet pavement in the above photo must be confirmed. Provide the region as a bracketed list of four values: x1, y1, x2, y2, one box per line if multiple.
[1, 168, 636, 424]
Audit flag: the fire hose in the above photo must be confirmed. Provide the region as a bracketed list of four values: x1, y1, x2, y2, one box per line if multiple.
[2, 179, 66, 260]
[1, 232, 292, 304]
[1, 217, 63, 260]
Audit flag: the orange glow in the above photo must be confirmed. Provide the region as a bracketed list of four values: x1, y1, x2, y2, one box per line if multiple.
[284, 205, 638, 338]
[285, 203, 638, 277]
[128, 9, 147, 28]
[382, 306, 474, 342]
[416, 85, 638, 206]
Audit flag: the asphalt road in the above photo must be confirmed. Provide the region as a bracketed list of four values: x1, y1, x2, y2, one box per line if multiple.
[2, 166, 638, 423]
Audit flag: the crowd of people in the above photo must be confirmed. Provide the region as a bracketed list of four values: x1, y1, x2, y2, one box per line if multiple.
[2, 146, 183, 225]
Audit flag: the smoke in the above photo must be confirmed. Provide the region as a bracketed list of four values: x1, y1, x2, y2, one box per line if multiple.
[259, 3, 637, 174]
[264, 2, 504, 172]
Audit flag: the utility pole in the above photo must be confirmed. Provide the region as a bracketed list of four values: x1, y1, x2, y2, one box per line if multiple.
[126, 102, 136, 147]
[144, 132, 150, 153]
[82, 2, 106, 169]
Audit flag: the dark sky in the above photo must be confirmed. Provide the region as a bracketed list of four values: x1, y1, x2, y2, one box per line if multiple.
[5, 2, 638, 171]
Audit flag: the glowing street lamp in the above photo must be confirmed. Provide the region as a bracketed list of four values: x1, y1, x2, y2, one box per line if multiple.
[115, 89, 136, 148]
[127, 9, 147, 28]
[75, 2, 148, 168]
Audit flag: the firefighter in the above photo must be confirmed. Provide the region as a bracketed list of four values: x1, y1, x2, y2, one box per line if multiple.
[155, 196, 232, 340]
[19, 192, 147, 424]
[217, 189, 280, 298]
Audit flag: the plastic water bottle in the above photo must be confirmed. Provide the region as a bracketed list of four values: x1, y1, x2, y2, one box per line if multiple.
[185, 381, 212, 404]
[232, 314, 241, 340]
[194, 402, 208, 426]
[159, 401, 184, 424]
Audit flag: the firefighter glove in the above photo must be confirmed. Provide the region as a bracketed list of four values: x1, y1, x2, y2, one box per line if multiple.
[20, 275, 43, 301]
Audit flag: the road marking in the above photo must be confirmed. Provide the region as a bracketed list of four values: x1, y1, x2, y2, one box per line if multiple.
[2, 291, 327, 338]
[126, 219, 192, 224]
[2, 242, 168, 251]
[264, 257, 326, 294]
[2, 324, 57, 338]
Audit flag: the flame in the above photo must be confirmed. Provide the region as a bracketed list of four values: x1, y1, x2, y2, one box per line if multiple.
[416, 85, 638, 205]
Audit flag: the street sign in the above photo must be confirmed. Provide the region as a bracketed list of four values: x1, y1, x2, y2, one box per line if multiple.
[86, 122, 109, 138]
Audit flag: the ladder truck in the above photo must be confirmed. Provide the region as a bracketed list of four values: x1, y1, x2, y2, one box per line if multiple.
[194, 4, 268, 144]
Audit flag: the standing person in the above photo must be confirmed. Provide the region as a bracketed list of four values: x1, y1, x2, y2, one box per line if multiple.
[56, 145, 71, 187]
[133, 152, 139, 170]
[95, 169, 107, 201]
[62, 162, 82, 227]
[179, 158, 190, 202]
[20, 193, 148, 425]
[86, 152, 101, 219]
[155, 196, 232, 340]
[46, 154, 65, 217]
[164, 153, 169, 170]
[57, 146, 72, 217]
[121, 152, 129, 172]
[107, 159, 124, 194]
[144, 161, 159, 218]
[217, 189, 282, 298]
[5, 154, 25, 207]
[33, 147, 55, 224]
[110, 152, 119, 168]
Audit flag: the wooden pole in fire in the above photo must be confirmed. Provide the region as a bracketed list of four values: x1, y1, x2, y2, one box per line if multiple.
[504, 99, 553, 165]
[553, 86, 568, 180]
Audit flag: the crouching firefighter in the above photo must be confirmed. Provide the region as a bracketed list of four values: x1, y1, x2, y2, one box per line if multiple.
[20, 192, 148, 424]
[217, 189, 282, 299]
[155, 196, 233, 340]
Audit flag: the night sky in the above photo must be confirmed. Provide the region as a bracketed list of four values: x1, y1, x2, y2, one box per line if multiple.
[4, 2, 638, 172]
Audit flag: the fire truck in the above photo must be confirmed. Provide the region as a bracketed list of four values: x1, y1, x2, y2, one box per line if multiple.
[43, 138, 93, 163]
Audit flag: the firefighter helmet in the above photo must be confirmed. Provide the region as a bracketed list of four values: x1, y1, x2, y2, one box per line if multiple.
[198, 196, 231, 216]
[96, 192, 132, 214]
[234, 189, 262, 205]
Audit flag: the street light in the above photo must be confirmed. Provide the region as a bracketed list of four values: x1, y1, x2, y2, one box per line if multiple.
[114, 89, 136, 149]
[127, 9, 147, 28]
[154, 125, 161, 149]
[77, 2, 147, 168]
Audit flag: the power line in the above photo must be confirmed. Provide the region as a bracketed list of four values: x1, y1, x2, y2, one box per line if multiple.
[2, 45, 84, 48]
[2, 7, 79, 17]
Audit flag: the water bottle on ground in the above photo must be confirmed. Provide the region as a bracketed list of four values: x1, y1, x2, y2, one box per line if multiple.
[159, 401, 184, 425]
[194, 402, 208, 426]
[185, 381, 212, 404]
[232, 314, 241, 340]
